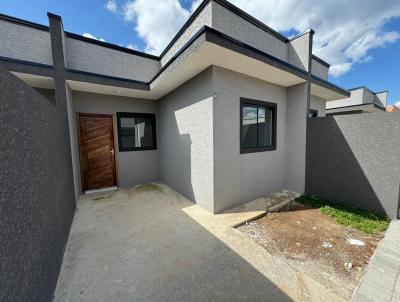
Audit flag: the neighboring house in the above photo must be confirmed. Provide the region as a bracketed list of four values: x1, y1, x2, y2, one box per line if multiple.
[387, 105, 400, 112]
[0, 0, 351, 213]
[326, 86, 387, 116]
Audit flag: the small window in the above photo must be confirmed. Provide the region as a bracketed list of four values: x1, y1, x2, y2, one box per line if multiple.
[309, 109, 318, 118]
[240, 98, 277, 153]
[116, 112, 157, 151]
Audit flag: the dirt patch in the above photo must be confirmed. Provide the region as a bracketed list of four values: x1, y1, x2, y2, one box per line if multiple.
[237, 202, 384, 300]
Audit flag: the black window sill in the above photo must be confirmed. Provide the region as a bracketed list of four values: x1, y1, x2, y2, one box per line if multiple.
[240, 146, 276, 154]
[119, 146, 157, 152]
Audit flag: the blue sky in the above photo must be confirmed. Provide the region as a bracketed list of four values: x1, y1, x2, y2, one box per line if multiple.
[0, 0, 399, 105]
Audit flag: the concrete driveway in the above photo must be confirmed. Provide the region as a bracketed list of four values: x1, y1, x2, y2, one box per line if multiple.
[54, 183, 340, 302]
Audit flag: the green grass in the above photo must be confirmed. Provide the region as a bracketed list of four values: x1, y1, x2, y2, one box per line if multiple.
[296, 195, 390, 234]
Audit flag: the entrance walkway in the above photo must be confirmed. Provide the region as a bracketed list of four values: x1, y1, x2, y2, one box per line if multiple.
[54, 183, 343, 302]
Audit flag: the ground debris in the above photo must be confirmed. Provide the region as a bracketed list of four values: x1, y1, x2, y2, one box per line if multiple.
[322, 241, 333, 248]
[347, 238, 365, 246]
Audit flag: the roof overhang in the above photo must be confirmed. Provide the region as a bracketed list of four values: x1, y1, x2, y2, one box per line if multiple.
[311, 75, 350, 101]
[3, 26, 348, 102]
[326, 103, 386, 115]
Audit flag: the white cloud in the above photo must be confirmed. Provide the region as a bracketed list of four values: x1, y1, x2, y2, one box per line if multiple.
[123, 0, 190, 54]
[105, 0, 118, 13]
[395, 101, 400, 108]
[82, 33, 106, 42]
[119, 0, 400, 76]
[229, 0, 400, 77]
[126, 43, 138, 50]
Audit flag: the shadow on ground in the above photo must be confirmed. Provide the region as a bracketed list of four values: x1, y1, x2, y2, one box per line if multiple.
[54, 184, 292, 302]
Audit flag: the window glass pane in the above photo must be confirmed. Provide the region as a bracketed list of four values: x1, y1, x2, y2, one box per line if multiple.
[258, 107, 272, 147]
[135, 117, 153, 148]
[119, 115, 154, 150]
[242, 106, 258, 149]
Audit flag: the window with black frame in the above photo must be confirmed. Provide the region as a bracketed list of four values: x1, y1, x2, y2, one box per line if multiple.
[116, 112, 157, 151]
[240, 98, 277, 153]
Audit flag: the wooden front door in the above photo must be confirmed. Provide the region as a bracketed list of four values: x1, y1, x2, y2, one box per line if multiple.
[78, 113, 117, 191]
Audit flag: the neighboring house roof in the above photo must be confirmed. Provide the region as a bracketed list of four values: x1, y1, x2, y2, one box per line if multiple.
[387, 105, 400, 112]
[326, 87, 388, 115]
[0, 0, 350, 101]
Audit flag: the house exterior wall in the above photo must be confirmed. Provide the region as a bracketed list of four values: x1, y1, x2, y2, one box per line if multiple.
[66, 84, 81, 200]
[72, 91, 160, 190]
[310, 95, 326, 117]
[0, 66, 75, 302]
[212, 66, 287, 212]
[65, 37, 160, 82]
[288, 33, 311, 71]
[211, 2, 288, 63]
[374, 91, 387, 107]
[285, 83, 308, 193]
[0, 19, 53, 65]
[306, 112, 400, 219]
[327, 88, 364, 109]
[161, 1, 213, 65]
[311, 59, 329, 80]
[158, 68, 214, 212]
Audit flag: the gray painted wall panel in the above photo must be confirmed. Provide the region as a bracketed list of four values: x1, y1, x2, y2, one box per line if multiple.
[158, 68, 214, 212]
[212, 66, 287, 212]
[285, 83, 308, 193]
[0, 20, 53, 65]
[72, 91, 159, 190]
[288, 34, 310, 71]
[161, 2, 213, 65]
[306, 112, 400, 219]
[310, 95, 326, 117]
[66, 84, 81, 200]
[311, 59, 329, 80]
[212, 3, 288, 62]
[0, 66, 75, 301]
[65, 37, 160, 82]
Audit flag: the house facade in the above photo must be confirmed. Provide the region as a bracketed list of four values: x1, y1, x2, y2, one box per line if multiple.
[326, 86, 388, 116]
[0, 0, 350, 213]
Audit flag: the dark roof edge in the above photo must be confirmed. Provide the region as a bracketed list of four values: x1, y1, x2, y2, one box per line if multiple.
[64, 31, 158, 60]
[0, 55, 53, 69]
[326, 103, 386, 111]
[311, 74, 350, 96]
[65, 68, 149, 86]
[0, 13, 49, 31]
[311, 54, 330, 67]
[374, 90, 388, 95]
[159, 0, 290, 58]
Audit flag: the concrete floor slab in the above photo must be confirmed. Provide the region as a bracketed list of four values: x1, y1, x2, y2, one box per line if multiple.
[54, 183, 343, 302]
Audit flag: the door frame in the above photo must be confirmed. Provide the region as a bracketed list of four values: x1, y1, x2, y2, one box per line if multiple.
[77, 113, 119, 192]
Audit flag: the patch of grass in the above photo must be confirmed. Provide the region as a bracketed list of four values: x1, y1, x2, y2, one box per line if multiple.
[296, 195, 390, 234]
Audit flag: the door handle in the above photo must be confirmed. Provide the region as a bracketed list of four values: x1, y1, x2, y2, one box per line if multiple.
[110, 149, 114, 156]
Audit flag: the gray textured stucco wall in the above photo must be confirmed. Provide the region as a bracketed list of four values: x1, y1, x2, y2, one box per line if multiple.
[212, 66, 287, 212]
[0, 66, 75, 301]
[288, 33, 311, 71]
[66, 84, 81, 200]
[161, 1, 212, 65]
[311, 59, 329, 80]
[158, 68, 214, 212]
[0, 20, 53, 65]
[212, 2, 288, 62]
[310, 95, 326, 117]
[285, 83, 308, 193]
[306, 112, 400, 219]
[65, 37, 160, 82]
[72, 91, 159, 190]
[34, 87, 56, 105]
